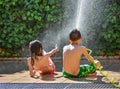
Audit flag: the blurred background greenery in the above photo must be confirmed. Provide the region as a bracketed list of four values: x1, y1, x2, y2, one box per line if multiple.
[0, 0, 120, 57]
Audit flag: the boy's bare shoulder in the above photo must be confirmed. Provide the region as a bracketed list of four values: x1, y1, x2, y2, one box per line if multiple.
[79, 46, 86, 50]
[79, 46, 86, 48]
[64, 44, 75, 48]
[78, 46, 87, 53]
[63, 45, 86, 49]
[63, 45, 71, 50]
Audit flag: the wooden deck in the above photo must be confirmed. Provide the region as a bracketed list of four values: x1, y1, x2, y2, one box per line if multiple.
[0, 58, 120, 88]
[0, 71, 120, 83]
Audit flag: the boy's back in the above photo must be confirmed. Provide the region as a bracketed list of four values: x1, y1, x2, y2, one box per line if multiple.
[63, 44, 84, 75]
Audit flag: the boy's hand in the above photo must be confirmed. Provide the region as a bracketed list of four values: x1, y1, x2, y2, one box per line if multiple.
[94, 60, 101, 68]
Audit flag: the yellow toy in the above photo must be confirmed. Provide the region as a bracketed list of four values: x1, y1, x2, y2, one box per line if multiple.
[87, 48, 120, 88]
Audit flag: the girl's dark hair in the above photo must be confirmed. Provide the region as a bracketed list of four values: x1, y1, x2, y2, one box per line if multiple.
[29, 40, 43, 65]
[69, 29, 81, 41]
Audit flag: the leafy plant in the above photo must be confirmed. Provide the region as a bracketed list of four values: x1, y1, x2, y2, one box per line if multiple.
[0, 0, 62, 57]
[100, 2, 120, 56]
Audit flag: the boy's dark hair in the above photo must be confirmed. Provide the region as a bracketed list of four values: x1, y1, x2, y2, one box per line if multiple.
[69, 29, 81, 41]
[29, 40, 43, 65]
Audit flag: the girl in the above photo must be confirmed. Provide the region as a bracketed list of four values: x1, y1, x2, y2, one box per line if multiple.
[27, 40, 58, 77]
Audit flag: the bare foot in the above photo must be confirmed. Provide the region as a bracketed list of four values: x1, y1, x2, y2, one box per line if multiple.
[87, 72, 97, 77]
[53, 72, 58, 75]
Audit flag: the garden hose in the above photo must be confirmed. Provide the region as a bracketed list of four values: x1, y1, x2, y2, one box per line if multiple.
[86, 48, 120, 88]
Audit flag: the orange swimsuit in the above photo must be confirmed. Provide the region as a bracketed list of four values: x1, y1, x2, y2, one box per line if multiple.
[34, 60, 55, 74]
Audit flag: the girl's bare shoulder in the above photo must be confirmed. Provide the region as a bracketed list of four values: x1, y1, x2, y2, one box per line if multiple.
[27, 57, 32, 62]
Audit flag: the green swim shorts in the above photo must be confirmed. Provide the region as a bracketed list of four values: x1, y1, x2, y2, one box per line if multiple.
[63, 63, 97, 78]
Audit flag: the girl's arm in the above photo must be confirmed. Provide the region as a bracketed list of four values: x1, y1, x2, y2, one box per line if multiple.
[45, 44, 59, 57]
[27, 58, 36, 77]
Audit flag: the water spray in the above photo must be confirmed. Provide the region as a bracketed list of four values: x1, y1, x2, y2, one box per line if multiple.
[87, 48, 120, 88]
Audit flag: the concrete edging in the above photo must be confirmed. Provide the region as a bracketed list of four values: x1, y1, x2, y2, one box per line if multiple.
[0, 56, 120, 61]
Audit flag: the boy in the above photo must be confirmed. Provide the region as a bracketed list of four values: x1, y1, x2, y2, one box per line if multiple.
[63, 29, 101, 78]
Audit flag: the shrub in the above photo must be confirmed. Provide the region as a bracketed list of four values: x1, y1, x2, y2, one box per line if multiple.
[100, 1, 120, 56]
[0, 0, 62, 57]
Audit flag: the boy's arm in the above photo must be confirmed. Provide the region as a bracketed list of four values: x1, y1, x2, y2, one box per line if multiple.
[27, 58, 36, 77]
[81, 46, 94, 63]
[82, 46, 101, 67]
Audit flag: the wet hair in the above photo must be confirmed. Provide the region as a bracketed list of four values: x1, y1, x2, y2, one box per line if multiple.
[29, 40, 43, 65]
[69, 29, 81, 41]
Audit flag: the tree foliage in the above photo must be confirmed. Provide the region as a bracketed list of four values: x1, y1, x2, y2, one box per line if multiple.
[0, 0, 62, 57]
[100, 1, 120, 56]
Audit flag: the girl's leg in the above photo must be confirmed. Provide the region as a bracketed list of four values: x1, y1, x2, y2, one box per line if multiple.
[49, 58, 55, 74]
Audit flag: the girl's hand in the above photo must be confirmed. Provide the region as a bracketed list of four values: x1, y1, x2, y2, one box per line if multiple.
[55, 44, 59, 52]
[46, 44, 59, 57]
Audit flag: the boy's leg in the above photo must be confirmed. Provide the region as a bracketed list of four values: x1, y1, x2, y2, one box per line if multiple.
[62, 69, 77, 78]
[77, 64, 97, 77]
[86, 63, 97, 77]
[87, 72, 97, 77]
